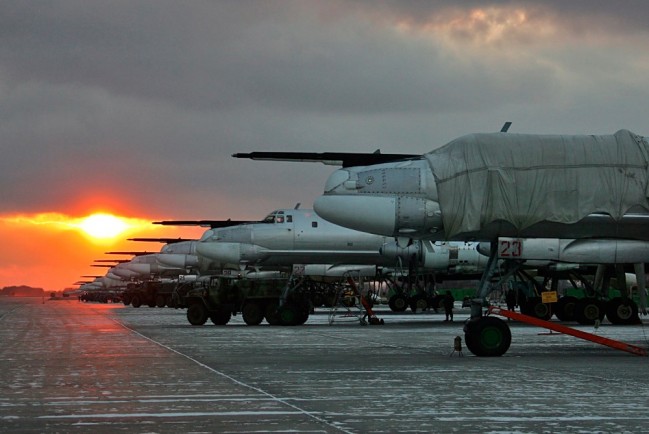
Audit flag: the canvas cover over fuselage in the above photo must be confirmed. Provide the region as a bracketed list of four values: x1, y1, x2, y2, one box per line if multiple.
[425, 129, 649, 238]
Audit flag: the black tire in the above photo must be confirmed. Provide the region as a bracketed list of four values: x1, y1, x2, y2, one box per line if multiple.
[155, 294, 166, 308]
[242, 302, 264, 326]
[523, 297, 553, 321]
[295, 309, 309, 325]
[554, 296, 578, 321]
[278, 304, 299, 326]
[464, 316, 512, 357]
[574, 298, 605, 325]
[409, 294, 428, 312]
[131, 295, 142, 308]
[187, 303, 208, 326]
[210, 309, 232, 325]
[122, 295, 132, 306]
[293, 300, 310, 325]
[265, 301, 281, 325]
[388, 294, 408, 312]
[606, 297, 639, 325]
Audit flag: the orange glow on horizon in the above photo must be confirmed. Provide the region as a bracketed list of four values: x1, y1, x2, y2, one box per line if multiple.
[3, 212, 153, 244]
[75, 213, 136, 242]
[0, 211, 206, 292]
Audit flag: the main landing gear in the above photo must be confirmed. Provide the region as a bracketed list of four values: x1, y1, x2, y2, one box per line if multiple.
[463, 242, 648, 357]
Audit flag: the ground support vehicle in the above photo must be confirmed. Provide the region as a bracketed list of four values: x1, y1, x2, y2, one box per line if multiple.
[122, 280, 178, 308]
[184, 275, 311, 326]
[80, 290, 122, 303]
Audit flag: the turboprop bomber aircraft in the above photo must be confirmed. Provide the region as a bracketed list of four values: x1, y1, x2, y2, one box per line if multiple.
[235, 127, 649, 356]
[239, 130, 649, 242]
[157, 207, 488, 279]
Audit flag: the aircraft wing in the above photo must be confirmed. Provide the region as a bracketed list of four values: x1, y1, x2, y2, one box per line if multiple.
[153, 220, 251, 228]
[232, 151, 420, 168]
[128, 237, 194, 243]
[104, 251, 153, 256]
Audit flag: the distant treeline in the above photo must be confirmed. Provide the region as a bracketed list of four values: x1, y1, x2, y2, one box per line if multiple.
[1, 285, 44, 297]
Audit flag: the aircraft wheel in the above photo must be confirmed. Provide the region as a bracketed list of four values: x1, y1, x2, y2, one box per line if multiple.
[187, 303, 208, 326]
[278, 304, 299, 326]
[242, 302, 264, 326]
[524, 297, 553, 320]
[554, 296, 578, 321]
[574, 298, 605, 325]
[131, 295, 142, 308]
[155, 294, 166, 308]
[210, 309, 231, 325]
[409, 294, 428, 312]
[464, 316, 512, 357]
[296, 310, 309, 325]
[606, 297, 639, 325]
[388, 294, 408, 312]
[264, 301, 281, 325]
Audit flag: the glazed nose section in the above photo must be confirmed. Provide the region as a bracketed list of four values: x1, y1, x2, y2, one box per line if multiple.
[314, 195, 397, 236]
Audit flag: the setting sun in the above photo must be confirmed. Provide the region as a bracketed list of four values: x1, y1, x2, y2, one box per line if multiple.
[77, 213, 130, 239]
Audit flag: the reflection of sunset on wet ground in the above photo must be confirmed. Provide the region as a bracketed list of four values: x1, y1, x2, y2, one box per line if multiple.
[2, 296, 648, 433]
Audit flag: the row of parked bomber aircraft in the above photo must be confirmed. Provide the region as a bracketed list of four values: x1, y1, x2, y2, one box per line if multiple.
[80, 124, 649, 356]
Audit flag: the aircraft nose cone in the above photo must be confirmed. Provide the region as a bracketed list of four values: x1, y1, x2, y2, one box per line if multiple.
[314, 195, 397, 236]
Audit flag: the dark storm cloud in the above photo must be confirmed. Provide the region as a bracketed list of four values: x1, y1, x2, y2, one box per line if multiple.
[0, 1, 562, 114]
[1, 1, 648, 218]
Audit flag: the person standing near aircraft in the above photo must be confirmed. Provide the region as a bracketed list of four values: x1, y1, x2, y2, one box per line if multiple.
[443, 290, 454, 321]
[506, 288, 517, 312]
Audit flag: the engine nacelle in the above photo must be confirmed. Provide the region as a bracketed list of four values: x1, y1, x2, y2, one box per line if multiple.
[156, 253, 199, 268]
[195, 242, 269, 267]
[379, 240, 422, 263]
[293, 264, 378, 278]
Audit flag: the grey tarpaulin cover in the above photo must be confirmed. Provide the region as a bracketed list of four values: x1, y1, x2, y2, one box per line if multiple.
[425, 130, 649, 238]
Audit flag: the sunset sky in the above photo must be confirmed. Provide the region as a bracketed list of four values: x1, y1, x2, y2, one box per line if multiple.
[2, 1, 649, 291]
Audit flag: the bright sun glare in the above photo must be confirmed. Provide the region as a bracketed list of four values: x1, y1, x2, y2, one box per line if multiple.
[78, 213, 130, 239]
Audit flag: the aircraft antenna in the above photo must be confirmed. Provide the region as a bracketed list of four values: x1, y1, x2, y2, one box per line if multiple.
[500, 121, 512, 133]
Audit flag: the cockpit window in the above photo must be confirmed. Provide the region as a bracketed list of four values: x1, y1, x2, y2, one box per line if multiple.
[262, 213, 276, 223]
[262, 210, 286, 224]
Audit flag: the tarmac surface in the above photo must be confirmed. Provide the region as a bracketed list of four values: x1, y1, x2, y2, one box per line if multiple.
[1, 296, 649, 433]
